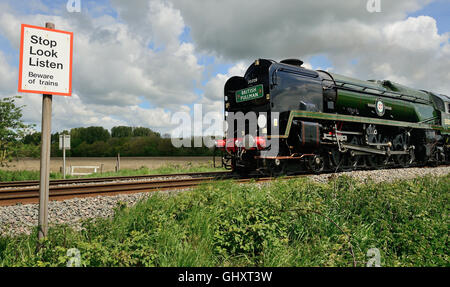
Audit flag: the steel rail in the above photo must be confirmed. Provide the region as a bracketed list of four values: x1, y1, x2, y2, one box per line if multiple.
[0, 165, 448, 206]
[0, 171, 231, 189]
[0, 176, 225, 206]
[0, 172, 304, 206]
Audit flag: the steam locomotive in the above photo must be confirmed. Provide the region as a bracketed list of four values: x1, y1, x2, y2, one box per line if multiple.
[216, 58, 450, 175]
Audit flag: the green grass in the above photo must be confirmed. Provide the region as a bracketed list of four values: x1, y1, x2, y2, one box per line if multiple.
[0, 174, 448, 267]
[0, 169, 42, 182]
[0, 162, 225, 182]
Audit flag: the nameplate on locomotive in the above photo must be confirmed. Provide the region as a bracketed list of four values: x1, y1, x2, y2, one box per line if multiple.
[236, 85, 264, 103]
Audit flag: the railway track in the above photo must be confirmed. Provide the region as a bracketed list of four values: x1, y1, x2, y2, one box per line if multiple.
[1, 164, 448, 206]
[0, 171, 289, 206]
[0, 171, 231, 189]
[0, 171, 231, 206]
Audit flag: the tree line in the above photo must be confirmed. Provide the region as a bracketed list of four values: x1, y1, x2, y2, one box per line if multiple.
[1, 96, 214, 163]
[19, 126, 215, 158]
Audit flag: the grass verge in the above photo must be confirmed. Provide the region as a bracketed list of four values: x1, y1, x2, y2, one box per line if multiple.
[0, 162, 224, 182]
[0, 174, 448, 267]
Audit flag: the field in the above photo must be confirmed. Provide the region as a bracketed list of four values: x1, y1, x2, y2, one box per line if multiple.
[0, 157, 220, 181]
[1, 157, 214, 173]
[0, 174, 448, 267]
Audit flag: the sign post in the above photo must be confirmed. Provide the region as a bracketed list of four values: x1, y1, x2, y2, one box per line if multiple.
[63, 136, 66, 179]
[38, 22, 54, 241]
[39, 90, 52, 240]
[18, 22, 73, 240]
[59, 134, 71, 179]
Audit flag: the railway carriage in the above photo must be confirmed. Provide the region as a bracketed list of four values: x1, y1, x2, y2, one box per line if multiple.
[216, 58, 450, 175]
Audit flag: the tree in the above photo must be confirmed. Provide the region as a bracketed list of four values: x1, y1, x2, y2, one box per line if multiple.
[111, 126, 133, 138]
[0, 96, 32, 165]
[23, 132, 41, 145]
[71, 126, 110, 146]
[132, 127, 159, 137]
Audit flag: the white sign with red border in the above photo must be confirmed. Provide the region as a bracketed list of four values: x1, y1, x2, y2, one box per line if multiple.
[18, 24, 73, 96]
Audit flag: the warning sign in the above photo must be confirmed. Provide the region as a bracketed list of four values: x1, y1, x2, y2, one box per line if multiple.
[18, 24, 73, 96]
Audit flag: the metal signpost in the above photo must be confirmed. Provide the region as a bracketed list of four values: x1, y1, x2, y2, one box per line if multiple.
[59, 134, 71, 179]
[18, 22, 73, 240]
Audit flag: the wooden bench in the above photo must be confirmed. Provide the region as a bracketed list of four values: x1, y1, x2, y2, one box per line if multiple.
[70, 166, 100, 176]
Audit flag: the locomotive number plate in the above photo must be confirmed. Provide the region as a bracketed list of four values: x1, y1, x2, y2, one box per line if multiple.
[236, 85, 264, 103]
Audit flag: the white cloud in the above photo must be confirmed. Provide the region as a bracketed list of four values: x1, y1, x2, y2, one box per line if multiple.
[345, 16, 450, 94]
[0, 0, 449, 136]
[383, 16, 448, 51]
[163, 0, 449, 96]
[197, 62, 247, 129]
[12, 93, 176, 133]
[203, 62, 246, 103]
[0, 0, 202, 132]
[147, 0, 185, 49]
[0, 51, 16, 93]
[167, 0, 431, 60]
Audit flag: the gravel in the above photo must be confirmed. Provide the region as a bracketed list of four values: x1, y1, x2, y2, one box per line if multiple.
[0, 175, 194, 191]
[308, 166, 450, 184]
[1, 166, 449, 237]
[0, 188, 188, 237]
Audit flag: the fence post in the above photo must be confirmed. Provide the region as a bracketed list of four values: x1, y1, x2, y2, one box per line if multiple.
[116, 153, 120, 172]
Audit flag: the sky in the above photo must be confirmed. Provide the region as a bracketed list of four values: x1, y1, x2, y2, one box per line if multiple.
[0, 0, 449, 135]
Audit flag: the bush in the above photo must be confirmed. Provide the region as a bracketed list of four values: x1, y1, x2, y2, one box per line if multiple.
[0, 174, 448, 267]
[213, 185, 289, 262]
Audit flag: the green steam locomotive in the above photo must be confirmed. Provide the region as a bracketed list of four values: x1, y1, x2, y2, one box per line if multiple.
[217, 58, 450, 175]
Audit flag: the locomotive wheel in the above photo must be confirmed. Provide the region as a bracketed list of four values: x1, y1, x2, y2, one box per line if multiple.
[431, 148, 445, 166]
[308, 155, 325, 174]
[270, 159, 287, 177]
[366, 155, 388, 169]
[235, 167, 250, 177]
[366, 135, 390, 169]
[392, 134, 413, 167]
[330, 149, 343, 171]
[347, 136, 362, 169]
[222, 153, 233, 170]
